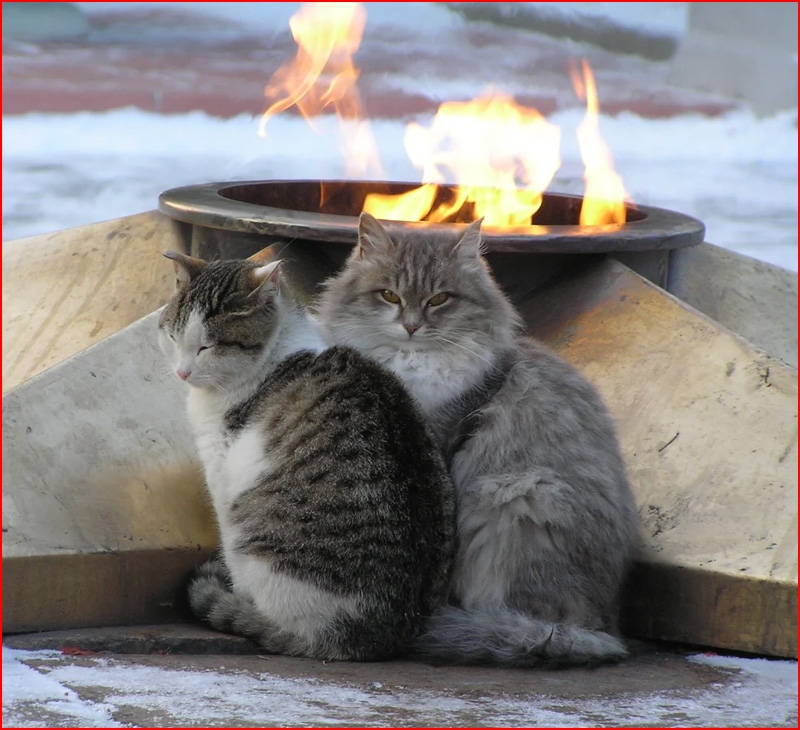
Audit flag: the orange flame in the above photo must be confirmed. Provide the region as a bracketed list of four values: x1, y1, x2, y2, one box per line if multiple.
[260, 3, 630, 227]
[364, 94, 561, 225]
[571, 60, 629, 225]
[259, 2, 381, 178]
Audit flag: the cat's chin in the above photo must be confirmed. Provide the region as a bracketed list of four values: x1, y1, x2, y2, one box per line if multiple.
[179, 374, 224, 391]
[368, 339, 434, 360]
[395, 338, 434, 352]
[179, 377, 205, 389]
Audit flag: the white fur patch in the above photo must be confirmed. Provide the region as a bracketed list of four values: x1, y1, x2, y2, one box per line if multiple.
[175, 309, 205, 384]
[321, 314, 497, 415]
[225, 426, 272, 500]
[186, 387, 230, 515]
[277, 312, 327, 357]
[227, 552, 361, 644]
[187, 413, 274, 524]
[378, 346, 489, 415]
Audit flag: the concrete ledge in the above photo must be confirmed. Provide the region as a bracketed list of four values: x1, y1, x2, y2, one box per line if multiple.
[521, 258, 797, 657]
[2, 211, 187, 393]
[4, 623, 262, 656]
[2, 311, 216, 633]
[668, 243, 798, 368]
[3, 550, 208, 634]
[624, 563, 797, 659]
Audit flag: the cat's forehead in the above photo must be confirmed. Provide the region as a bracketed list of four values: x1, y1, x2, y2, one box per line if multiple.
[181, 307, 206, 341]
[185, 261, 256, 311]
[374, 237, 452, 284]
[162, 301, 205, 340]
[162, 261, 252, 331]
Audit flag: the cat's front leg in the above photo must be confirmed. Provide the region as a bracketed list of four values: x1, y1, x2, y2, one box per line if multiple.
[452, 468, 621, 627]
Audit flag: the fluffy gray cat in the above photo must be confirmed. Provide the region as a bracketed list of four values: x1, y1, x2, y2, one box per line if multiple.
[316, 212, 639, 667]
[158, 251, 455, 661]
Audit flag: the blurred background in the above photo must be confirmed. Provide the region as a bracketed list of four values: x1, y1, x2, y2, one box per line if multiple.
[2, 1, 797, 269]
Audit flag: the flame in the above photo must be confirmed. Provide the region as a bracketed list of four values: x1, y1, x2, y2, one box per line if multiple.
[571, 60, 629, 225]
[259, 2, 381, 178]
[362, 183, 439, 222]
[260, 3, 630, 227]
[364, 94, 561, 225]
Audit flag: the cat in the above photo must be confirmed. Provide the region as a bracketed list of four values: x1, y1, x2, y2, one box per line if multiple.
[158, 250, 455, 661]
[315, 212, 639, 667]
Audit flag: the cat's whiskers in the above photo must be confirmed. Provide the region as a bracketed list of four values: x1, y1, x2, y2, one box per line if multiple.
[158, 362, 176, 381]
[432, 334, 496, 369]
[211, 380, 233, 397]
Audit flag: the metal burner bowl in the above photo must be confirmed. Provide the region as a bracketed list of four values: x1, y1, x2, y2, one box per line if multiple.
[160, 179, 704, 253]
[158, 179, 705, 299]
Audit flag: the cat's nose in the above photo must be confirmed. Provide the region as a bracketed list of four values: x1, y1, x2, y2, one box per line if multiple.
[176, 368, 191, 381]
[404, 324, 421, 336]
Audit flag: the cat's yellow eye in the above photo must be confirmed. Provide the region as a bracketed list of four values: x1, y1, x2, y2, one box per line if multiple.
[381, 290, 401, 304]
[426, 292, 449, 307]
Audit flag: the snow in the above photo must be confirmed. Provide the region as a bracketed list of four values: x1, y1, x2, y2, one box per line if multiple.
[3, 646, 797, 728]
[2, 647, 122, 728]
[72, 2, 687, 39]
[3, 106, 797, 271]
[72, 1, 463, 40]
[523, 2, 688, 38]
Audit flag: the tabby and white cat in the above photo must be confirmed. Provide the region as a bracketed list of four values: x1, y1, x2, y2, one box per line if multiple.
[158, 251, 455, 661]
[316, 213, 639, 666]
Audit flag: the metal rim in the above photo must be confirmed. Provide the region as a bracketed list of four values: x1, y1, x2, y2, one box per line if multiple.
[159, 180, 705, 254]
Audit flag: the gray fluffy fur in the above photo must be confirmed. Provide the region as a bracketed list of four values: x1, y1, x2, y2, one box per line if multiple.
[316, 213, 639, 667]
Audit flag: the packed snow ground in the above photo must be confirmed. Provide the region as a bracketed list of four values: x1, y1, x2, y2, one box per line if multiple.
[3, 646, 797, 728]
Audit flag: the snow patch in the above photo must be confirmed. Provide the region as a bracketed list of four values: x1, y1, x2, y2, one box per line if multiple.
[3, 107, 796, 270]
[3, 646, 798, 728]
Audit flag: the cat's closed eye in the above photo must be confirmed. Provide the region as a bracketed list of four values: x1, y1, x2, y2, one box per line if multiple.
[197, 345, 212, 354]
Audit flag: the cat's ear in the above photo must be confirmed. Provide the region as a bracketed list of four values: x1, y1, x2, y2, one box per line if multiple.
[249, 260, 282, 302]
[452, 217, 485, 259]
[357, 212, 394, 258]
[164, 250, 205, 290]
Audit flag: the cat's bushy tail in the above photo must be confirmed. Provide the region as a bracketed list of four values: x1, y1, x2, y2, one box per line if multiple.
[415, 604, 627, 667]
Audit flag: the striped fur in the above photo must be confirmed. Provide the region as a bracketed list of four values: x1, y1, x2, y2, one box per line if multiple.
[159, 252, 455, 661]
